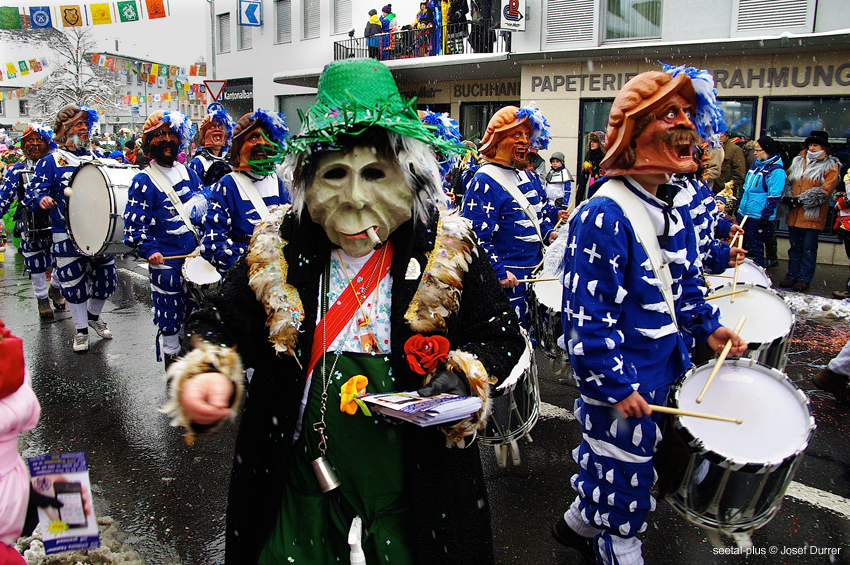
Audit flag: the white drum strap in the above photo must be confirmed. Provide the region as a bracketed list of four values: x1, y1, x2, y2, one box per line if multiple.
[230, 172, 270, 221]
[592, 179, 678, 329]
[478, 164, 545, 246]
[144, 165, 199, 241]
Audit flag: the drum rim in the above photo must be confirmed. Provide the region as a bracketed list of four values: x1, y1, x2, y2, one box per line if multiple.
[66, 162, 135, 257]
[182, 251, 222, 287]
[705, 258, 771, 287]
[672, 358, 816, 470]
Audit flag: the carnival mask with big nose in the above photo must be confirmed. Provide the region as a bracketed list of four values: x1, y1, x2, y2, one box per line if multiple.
[65, 119, 89, 150]
[489, 121, 532, 169]
[149, 129, 180, 167]
[304, 146, 413, 257]
[23, 136, 48, 161]
[203, 122, 226, 150]
[234, 126, 275, 173]
[625, 94, 699, 176]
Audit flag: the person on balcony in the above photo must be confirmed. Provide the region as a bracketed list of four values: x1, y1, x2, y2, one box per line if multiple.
[364, 9, 381, 60]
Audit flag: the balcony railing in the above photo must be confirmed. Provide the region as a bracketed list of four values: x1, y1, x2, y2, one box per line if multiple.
[334, 20, 510, 61]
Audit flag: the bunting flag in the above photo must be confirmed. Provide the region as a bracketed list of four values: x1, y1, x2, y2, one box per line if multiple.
[118, 0, 139, 22]
[5, 63, 17, 79]
[30, 6, 53, 28]
[0, 7, 21, 29]
[198, 63, 207, 77]
[0, 70, 4, 82]
[18, 61, 29, 76]
[150, 63, 159, 75]
[28, 59, 42, 72]
[189, 65, 197, 77]
[145, 0, 166, 19]
[61, 5, 83, 27]
[90, 3, 112, 24]
[91, 53, 99, 65]
[168, 65, 177, 76]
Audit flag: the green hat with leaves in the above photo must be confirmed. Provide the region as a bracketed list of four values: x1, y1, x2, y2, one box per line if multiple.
[287, 59, 464, 156]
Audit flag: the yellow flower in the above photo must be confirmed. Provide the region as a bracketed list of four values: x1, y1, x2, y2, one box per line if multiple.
[340, 375, 369, 415]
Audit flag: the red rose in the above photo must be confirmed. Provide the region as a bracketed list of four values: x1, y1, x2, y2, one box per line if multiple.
[404, 334, 450, 375]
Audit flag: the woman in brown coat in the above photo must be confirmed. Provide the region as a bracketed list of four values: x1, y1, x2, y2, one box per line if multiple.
[781, 130, 841, 291]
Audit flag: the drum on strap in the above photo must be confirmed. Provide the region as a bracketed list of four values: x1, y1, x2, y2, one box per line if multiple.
[67, 162, 137, 256]
[709, 283, 795, 371]
[479, 330, 540, 468]
[666, 359, 815, 536]
[182, 249, 221, 306]
[705, 259, 771, 290]
[529, 276, 564, 360]
[17, 169, 52, 242]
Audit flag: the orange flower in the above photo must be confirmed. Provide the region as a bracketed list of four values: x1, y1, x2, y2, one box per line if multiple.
[340, 375, 369, 415]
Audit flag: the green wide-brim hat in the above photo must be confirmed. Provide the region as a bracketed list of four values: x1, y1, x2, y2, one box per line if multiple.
[287, 59, 464, 156]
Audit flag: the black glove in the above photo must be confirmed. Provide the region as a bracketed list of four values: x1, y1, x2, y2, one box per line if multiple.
[781, 196, 793, 207]
[791, 197, 802, 208]
[417, 370, 470, 397]
[758, 219, 769, 233]
[24, 486, 63, 536]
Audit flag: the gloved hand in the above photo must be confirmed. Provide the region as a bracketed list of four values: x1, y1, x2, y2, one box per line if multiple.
[24, 485, 63, 535]
[758, 219, 769, 233]
[781, 196, 793, 207]
[791, 197, 802, 208]
[417, 370, 470, 397]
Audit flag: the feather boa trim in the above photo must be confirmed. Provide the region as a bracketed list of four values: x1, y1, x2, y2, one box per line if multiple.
[160, 338, 244, 446]
[245, 205, 305, 361]
[404, 213, 478, 333]
[787, 154, 840, 185]
[436, 350, 495, 448]
[516, 102, 550, 150]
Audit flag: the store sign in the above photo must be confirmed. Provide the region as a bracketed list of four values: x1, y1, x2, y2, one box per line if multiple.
[399, 86, 443, 99]
[712, 64, 850, 89]
[530, 73, 637, 93]
[498, 0, 525, 32]
[453, 81, 520, 98]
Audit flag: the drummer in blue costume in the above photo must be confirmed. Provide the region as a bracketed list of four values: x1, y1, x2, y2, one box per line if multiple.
[188, 106, 234, 188]
[551, 67, 747, 565]
[200, 109, 290, 275]
[123, 110, 206, 370]
[0, 123, 66, 318]
[24, 104, 115, 353]
[461, 103, 563, 330]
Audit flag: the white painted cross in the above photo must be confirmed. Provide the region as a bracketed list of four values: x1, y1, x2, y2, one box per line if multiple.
[583, 243, 601, 264]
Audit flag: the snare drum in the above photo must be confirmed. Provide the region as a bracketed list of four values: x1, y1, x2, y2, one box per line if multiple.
[479, 331, 540, 467]
[17, 169, 52, 242]
[67, 162, 137, 256]
[666, 359, 815, 534]
[530, 277, 564, 359]
[709, 283, 795, 370]
[182, 251, 221, 306]
[705, 259, 770, 289]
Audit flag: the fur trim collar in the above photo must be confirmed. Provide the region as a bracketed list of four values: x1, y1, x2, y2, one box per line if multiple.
[788, 153, 840, 184]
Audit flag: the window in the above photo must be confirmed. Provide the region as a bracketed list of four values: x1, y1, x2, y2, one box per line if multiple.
[19, 99, 28, 116]
[733, 0, 814, 35]
[578, 98, 613, 170]
[603, 0, 661, 41]
[717, 98, 757, 141]
[303, 0, 320, 39]
[275, 0, 292, 43]
[218, 12, 231, 53]
[333, 0, 351, 35]
[762, 97, 850, 145]
[459, 101, 520, 142]
[238, 21, 253, 50]
[0, 100, 4, 115]
[545, 0, 594, 45]
[125, 73, 132, 84]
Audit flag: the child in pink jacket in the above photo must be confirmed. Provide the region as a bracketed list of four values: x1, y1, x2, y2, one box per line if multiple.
[0, 320, 40, 565]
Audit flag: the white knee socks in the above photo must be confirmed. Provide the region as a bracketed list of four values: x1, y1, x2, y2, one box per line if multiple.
[68, 302, 89, 330]
[31, 272, 48, 299]
[88, 298, 107, 318]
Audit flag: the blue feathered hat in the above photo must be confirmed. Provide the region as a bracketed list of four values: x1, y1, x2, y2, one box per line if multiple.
[200, 108, 235, 152]
[661, 62, 727, 147]
[516, 102, 550, 150]
[21, 123, 57, 151]
[419, 109, 461, 179]
[141, 110, 195, 153]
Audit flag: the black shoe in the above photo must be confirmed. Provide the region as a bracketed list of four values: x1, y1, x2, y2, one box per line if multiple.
[779, 278, 795, 288]
[552, 518, 599, 564]
[763, 259, 778, 269]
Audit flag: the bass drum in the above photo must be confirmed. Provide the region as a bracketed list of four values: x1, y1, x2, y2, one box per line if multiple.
[67, 162, 137, 256]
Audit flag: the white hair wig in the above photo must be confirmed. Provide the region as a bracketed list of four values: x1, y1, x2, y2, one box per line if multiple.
[284, 130, 449, 225]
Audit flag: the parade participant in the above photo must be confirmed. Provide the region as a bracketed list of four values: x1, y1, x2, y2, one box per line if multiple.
[780, 130, 841, 291]
[200, 109, 290, 275]
[188, 107, 234, 187]
[712, 131, 747, 196]
[161, 59, 525, 564]
[24, 105, 116, 353]
[0, 124, 65, 318]
[123, 110, 206, 370]
[545, 151, 573, 208]
[462, 103, 561, 330]
[418, 109, 461, 204]
[736, 136, 786, 267]
[552, 67, 746, 565]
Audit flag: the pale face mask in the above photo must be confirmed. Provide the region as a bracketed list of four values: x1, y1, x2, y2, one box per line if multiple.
[305, 146, 414, 257]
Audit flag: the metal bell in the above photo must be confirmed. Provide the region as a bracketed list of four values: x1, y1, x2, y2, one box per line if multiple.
[311, 456, 341, 493]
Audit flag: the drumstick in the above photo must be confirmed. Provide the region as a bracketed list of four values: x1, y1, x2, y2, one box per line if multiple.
[160, 253, 195, 261]
[516, 277, 559, 283]
[648, 404, 742, 425]
[696, 316, 747, 404]
[730, 217, 748, 304]
[704, 288, 749, 301]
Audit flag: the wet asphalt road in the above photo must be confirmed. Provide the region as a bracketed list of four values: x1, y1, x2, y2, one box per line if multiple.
[1, 245, 849, 565]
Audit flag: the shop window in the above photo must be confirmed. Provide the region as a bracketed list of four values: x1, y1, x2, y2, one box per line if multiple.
[718, 98, 757, 141]
[218, 13, 231, 53]
[303, 0, 320, 39]
[19, 99, 28, 116]
[333, 0, 351, 35]
[275, 0, 292, 43]
[459, 101, 520, 143]
[577, 98, 613, 171]
[603, 0, 661, 42]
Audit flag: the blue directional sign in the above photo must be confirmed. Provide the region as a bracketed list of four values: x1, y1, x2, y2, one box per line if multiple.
[239, 0, 262, 27]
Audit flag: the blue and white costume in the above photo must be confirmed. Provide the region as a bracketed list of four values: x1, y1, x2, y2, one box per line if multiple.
[188, 150, 230, 188]
[0, 159, 62, 300]
[561, 177, 721, 564]
[124, 162, 205, 357]
[674, 176, 732, 275]
[200, 171, 290, 274]
[462, 163, 557, 328]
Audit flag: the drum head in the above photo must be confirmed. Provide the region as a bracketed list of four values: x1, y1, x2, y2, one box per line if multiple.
[184, 256, 221, 285]
[710, 284, 793, 346]
[532, 278, 563, 311]
[706, 259, 770, 288]
[676, 360, 814, 465]
[68, 164, 112, 255]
